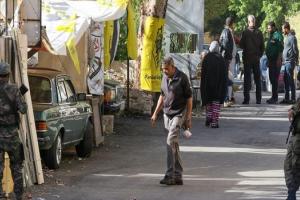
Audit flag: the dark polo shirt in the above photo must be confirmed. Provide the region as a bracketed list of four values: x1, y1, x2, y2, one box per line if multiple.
[161, 68, 192, 118]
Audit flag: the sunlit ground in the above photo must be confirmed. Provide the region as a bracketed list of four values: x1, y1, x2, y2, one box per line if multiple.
[92, 146, 288, 199]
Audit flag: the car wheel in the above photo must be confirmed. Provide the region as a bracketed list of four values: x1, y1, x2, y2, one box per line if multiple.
[76, 120, 93, 158]
[43, 134, 62, 169]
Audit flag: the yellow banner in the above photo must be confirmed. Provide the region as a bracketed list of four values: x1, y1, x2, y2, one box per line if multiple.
[140, 16, 165, 92]
[67, 36, 81, 74]
[127, 0, 137, 59]
[56, 21, 75, 32]
[97, 0, 129, 9]
[104, 21, 114, 69]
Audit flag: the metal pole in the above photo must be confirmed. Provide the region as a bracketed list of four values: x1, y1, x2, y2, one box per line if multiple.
[126, 56, 130, 111]
[5, 0, 8, 35]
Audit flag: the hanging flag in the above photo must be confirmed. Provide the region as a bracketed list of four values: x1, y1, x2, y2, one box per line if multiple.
[104, 21, 114, 69]
[127, 0, 137, 59]
[88, 22, 105, 95]
[140, 16, 165, 92]
[104, 20, 120, 69]
[66, 36, 81, 74]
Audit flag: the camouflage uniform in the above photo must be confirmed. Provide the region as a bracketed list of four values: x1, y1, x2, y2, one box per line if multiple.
[0, 63, 27, 200]
[284, 101, 300, 200]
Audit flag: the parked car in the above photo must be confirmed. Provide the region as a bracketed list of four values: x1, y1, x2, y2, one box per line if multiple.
[103, 79, 124, 114]
[28, 68, 93, 169]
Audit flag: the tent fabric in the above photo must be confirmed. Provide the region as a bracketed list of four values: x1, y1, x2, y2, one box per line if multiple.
[42, 1, 89, 55]
[67, 1, 127, 22]
[42, 0, 127, 56]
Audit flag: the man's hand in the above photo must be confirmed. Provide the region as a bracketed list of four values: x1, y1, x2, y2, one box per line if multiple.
[185, 117, 192, 129]
[151, 113, 158, 127]
[288, 109, 294, 122]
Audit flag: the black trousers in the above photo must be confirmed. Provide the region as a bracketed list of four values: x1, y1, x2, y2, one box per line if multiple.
[268, 59, 281, 100]
[243, 60, 262, 102]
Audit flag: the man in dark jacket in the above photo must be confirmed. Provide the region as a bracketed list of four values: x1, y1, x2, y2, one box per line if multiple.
[201, 41, 227, 128]
[240, 15, 265, 104]
[265, 21, 284, 104]
[280, 22, 299, 104]
[219, 17, 236, 107]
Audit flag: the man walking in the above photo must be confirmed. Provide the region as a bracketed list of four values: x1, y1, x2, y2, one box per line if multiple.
[220, 17, 236, 107]
[151, 57, 192, 185]
[0, 62, 27, 200]
[240, 15, 264, 104]
[266, 21, 284, 104]
[280, 22, 299, 104]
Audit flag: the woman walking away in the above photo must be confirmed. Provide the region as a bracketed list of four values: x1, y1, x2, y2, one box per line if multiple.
[201, 41, 227, 128]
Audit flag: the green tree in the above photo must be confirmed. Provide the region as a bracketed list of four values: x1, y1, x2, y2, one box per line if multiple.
[228, 0, 300, 33]
[204, 0, 230, 36]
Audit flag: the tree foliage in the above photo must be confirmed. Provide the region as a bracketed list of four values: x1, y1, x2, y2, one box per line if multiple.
[204, 0, 230, 36]
[205, 0, 300, 36]
[228, 0, 300, 33]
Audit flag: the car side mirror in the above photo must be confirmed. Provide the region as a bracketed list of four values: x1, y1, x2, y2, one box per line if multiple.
[77, 93, 87, 101]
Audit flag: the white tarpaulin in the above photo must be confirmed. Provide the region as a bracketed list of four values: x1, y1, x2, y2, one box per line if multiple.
[42, 0, 126, 55]
[42, 0, 89, 55]
[67, 1, 126, 22]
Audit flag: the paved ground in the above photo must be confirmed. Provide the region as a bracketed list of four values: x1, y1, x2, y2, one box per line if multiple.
[31, 91, 293, 200]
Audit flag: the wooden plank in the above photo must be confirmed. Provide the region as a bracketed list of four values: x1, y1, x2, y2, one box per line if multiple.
[13, 30, 44, 184]
[90, 96, 104, 146]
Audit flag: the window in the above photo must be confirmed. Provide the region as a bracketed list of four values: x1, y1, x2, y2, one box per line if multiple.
[170, 33, 198, 53]
[64, 80, 76, 103]
[58, 81, 68, 103]
[28, 76, 52, 103]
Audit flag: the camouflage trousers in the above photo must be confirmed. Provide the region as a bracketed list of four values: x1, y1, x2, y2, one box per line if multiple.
[284, 133, 300, 193]
[0, 127, 24, 199]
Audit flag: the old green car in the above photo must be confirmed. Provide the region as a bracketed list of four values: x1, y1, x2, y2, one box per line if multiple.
[28, 68, 93, 169]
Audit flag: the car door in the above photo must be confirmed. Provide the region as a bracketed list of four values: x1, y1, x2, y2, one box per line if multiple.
[57, 78, 81, 144]
[63, 79, 86, 140]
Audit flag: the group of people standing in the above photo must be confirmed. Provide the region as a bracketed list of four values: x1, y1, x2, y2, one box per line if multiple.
[150, 14, 299, 200]
[201, 15, 299, 129]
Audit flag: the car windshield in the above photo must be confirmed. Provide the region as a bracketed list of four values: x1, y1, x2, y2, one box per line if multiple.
[29, 76, 52, 103]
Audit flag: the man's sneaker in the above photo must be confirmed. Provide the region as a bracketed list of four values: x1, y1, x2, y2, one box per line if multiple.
[175, 178, 183, 185]
[289, 100, 296, 104]
[160, 176, 176, 185]
[242, 100, 249, 105]
[256, 101, 261, 104]
[266, 98, 278, 104]
[224, 101, 232, 108]
[280, 99, 290, 104]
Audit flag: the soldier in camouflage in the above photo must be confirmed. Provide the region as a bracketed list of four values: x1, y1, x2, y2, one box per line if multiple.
[0, 62, 27, 200]
[285, 100, 300, 200]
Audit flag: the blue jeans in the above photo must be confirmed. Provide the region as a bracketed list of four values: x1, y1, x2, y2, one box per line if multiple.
[283, 62, 296, 100]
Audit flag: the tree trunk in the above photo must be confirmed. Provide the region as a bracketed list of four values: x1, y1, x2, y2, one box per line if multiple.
[134, 0, 168, 89]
